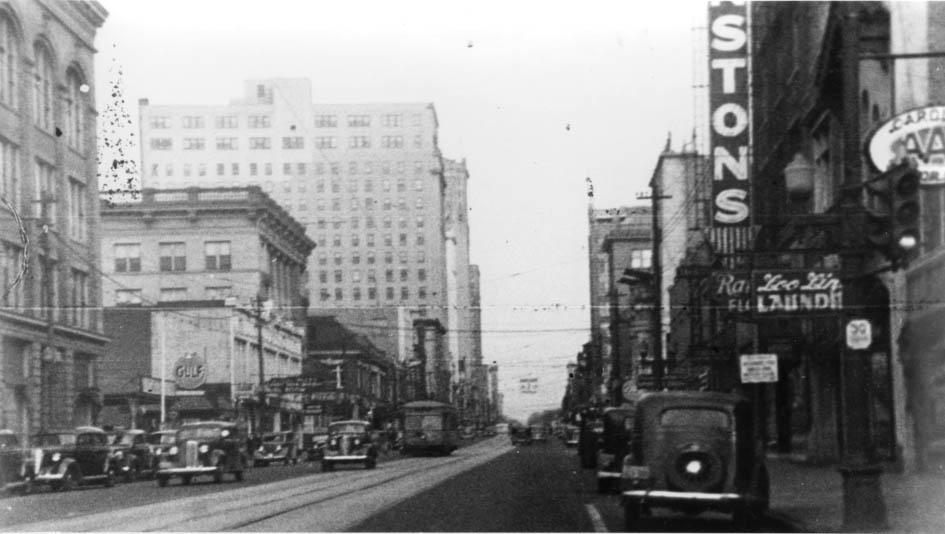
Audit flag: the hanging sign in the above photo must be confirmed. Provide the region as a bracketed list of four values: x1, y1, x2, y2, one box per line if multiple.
[866, 105, 945, 184]
[708, 0, 751, 226]
[753, 270, 843, 315]
[740, 354, 778, 383]
[710, 271, 752, 314]
[845, 319, 873, 350]
[174, 352, 207, 389]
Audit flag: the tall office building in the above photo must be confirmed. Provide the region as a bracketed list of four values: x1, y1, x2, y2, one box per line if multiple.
[138, 79, 450, 329]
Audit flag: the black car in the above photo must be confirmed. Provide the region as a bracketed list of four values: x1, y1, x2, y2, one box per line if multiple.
[620, 391, 769, 529]
[108, 429, 154, 481]
[33, 427, 115, 491]
[509, 426, 532, 446]
[596, 406, 634, 493]
[252, 431, 299, 466]
[146, 430, 177, 470]
[0, 430, 36, 494]
[321, 420, 377, 471]
[155, 421, 246, 486]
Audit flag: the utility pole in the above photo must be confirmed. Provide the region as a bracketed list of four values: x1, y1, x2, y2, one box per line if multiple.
[254, 294, 266, 433]
[838, 4, 887, 530]
[36, 192, 56, 432]
[637, 185, 670, 391]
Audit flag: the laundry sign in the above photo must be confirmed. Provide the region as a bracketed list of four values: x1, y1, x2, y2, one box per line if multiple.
[753, 270, 843, 315]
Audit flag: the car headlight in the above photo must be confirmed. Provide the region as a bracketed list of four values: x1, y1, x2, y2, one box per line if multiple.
[275, 445, 282, 451]
[198, 444, 209, 454]
[257, 446, 265, 452]
[51, 452, 61, 462]
[354, 438, 360, 446]
[169, 446, 178, 455]
[114, 451, 124, 459]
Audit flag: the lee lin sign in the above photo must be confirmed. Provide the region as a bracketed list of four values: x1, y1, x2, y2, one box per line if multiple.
[753, 270, 843, 315]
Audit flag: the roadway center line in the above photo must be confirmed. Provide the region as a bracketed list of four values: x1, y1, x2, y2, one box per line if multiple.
[585, 503, 609, 533]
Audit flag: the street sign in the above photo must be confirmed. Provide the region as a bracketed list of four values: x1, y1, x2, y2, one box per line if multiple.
[739, 354, 778, 384]
[846, 319, 873, 350]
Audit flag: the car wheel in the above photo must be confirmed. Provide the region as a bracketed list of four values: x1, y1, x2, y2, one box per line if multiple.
[104, 467, 115, 488]
[213, 466, 223, 483]
[321, 461, 333, 472]
[624, 502, 642, 532]
[181, 475, 192, 485]
[60, 467, 79, 492]
[596, 477, 610, 494]
[18, 479, 34, 496]
[125, 464, 138, 483]
[366, 457, 377, 469]
[234, 469, 244, 482]
[157, 475, 169, 487]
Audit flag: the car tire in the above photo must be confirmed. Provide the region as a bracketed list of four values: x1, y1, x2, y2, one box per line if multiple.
[125, 463, 138, 483]
[596, 477, 609, 494]
[321, 461, 333, 472]
[18, 479, 34, 496]
[213, 466, 223, 483]
[366, 457, 377, 469]
[60, 467, 79, 492]
[624, 502, 642, 532]
[157, 475, 169, 487]
[104, 467, 115, 488]
[234, 469, 244, 482]
[181, 475, 192, 485]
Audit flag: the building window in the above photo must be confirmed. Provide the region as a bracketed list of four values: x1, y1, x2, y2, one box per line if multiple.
[398, 198, 407, 210]
[159, 288, 188, 302]
[630, 249, 653, 269]
[250, 137, 271, 150]
[366, 216, 376, 229]
[315, 162, 325, 175]
[282, 136, 304, 149]
[367, 251, 376, 264]
[400, 287, 408, 300]
[318, 252, 327, 266]
[332, 198, 341, 211]
[150, 138, 173, 150]
[33, 160, 56, 222]
[318, 271, 328, 284]
[368, 287, 377, 300]
[331, 162, 340, 175]
[183, 164, 192, 177]
[231, 163, 240, 175]
[417, 251, 426, 263]
[383, 198, 392, 211]
[332, 234, 342, 247]
[64, 70, 87, 153]
[319, 289, 330, 301]
[352, 252, 361, 264]
[398, 251, 408, 264]
[415, 198, 424, 210]
[250, 163, 258, 176]
[205, 241, 232, 271]
[332, 218, 343, 229]
[351, 234, 361, 247]
[0, 15, 19, 109]
[297, 163, 306, 175]
[334, 270, 343, 283]
[114, 243, 141, 272]
[265, 163, 273, 175]
[382, 114, 403, 127]
[216, 163, 225, 176]
[32, 43, 55, 131]
[385, 251, 393, 264]
[382, 136, 404, 149]
[159, 242, 186, 272]
[385, 269, 394, 283]
[248, 115, 272, 128]
[68, 178, 88, 242]
[418, 268, 426, 281]
[348, 115, 371, 127]
[316, 137, 338, 149]
[166, 164, 174, 176]
[416, 233, 425, 246]
[353, 287, 362, 301]
[315, 115, 338, 128]
[283, 163, 293, 175]
[334, 288, 343, 301]
[399, 268, 408, 282]
[399, 233, 407, 246]
[386, 287, 394, 300]
[418, 286, 427, 299]
[351, 216, 360, 230]
[115, 289, 143, 305]
[334, 253, 342, 265]
[384, 234, 393, 247]
[216, 137, 238, 150]
[416, 216, 425, 228]
[182, 116, 205, 128]
[367, 270, 377, 283]
[198, 163, 207, 176]
[149, 116, 170, 129]
[413, 135, 423, 149]
[414, 178, 424, 191]
[215, 115, 238, 128]
[349, 136, 371, 149]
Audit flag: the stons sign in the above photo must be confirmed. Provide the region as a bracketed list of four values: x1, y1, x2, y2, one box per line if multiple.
[708, 0, 751, 226]
[867, 105, 945, 185]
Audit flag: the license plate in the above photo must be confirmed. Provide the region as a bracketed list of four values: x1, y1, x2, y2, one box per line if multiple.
[623, 465, 650, 480]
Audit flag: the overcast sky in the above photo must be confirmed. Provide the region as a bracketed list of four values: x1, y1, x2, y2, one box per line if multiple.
[95, 0, 704, 422]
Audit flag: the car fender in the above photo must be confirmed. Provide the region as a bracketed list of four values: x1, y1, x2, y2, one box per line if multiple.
[211, 449, 226, 466]
[56, 457, 78, 476]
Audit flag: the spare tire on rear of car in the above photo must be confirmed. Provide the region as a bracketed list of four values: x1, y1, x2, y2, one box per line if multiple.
[664, 443, 725, 493]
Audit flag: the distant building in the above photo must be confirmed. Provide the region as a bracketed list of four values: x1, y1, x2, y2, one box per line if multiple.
[100, 186, 314, 322]
[0, 0, 108, 440]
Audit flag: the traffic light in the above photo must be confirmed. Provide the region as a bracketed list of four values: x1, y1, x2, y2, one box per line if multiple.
[865, 161, 921, 262]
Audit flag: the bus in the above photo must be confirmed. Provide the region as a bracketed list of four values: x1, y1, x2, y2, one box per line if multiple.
[402, 401, 459, 456]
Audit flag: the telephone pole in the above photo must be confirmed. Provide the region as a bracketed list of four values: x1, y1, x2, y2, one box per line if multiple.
[36, 192, 56, 431]
[254, 293, 266, 433]
[637, 186, 670, 391]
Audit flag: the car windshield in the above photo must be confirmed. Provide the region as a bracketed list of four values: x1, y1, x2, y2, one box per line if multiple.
[0, 434, 19, 448]
[405, 415, 442, 431]
[113, 433, 136, 446]
[178, 426, 225, 440]
[148, 432, 176, 445]
[329, 423, 367, 434]
[34, 433, 76, 447]
[263, 434, 287, 442]
[660, 408, 731, 429]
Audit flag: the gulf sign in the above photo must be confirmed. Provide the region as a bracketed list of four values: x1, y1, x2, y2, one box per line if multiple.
[708, 1, 750, 226]
[867, 105, 945, 184]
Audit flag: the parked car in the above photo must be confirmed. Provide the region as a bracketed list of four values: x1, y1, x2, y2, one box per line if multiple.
[301, 429, 329, 461]
[563, 425, 580, 448]
[155, 421, 246, 486]
[0, 430, 36, 494]
[107, 429, 153, 482]
[146, 430, 176, 470]
[530, 425, 548, 443]
[596, 406, 634, 493]
[509, 426, 532, 446]
[253, 431, 299, 466]
[33, 427, 115, 491]
[621, 391, 769, 529]
[321, 420, 377, 471]
[578, 408, 604, 468]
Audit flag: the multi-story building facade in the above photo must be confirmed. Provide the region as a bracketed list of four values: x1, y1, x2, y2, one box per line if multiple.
[136, 79, 451, 329]
[100, 186, 314, 320]
[0, 0, 108, 439]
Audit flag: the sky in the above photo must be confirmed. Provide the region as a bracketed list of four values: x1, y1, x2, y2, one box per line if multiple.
[94, 0, 704, 423]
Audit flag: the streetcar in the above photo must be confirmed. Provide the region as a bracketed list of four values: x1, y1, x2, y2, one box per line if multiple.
[401, 401, 459, 456]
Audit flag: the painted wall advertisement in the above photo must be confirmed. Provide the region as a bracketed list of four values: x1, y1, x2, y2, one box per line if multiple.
[867, 105, 945, 185]
[708, 0, 751, 226]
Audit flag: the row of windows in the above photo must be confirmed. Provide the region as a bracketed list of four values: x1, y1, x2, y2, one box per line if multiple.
[299, 197, 426, 212]
[315, 250, 426, 266]
[113, 241, 232, 273]
[315, 135, 416, 149]
[312, 216, 425, 231]
[149, 115, 270, 129]
[315, 113, 422, 128]
[0, 14, 89, 153]
[317, 286, 429, 301]
[315, 233, 427, 248]
[148, 161, 429, 180]
[148, 162, 308, 178]
[318, 268, 427, 284]
[150, 113, 423, 130]
[150, 136, 305, 151]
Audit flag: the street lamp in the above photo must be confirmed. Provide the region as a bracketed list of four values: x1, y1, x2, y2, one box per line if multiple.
[784, 152, 815, 199]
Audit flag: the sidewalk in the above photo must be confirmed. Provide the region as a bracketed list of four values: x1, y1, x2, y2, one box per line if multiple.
[766, 454, 945, 532]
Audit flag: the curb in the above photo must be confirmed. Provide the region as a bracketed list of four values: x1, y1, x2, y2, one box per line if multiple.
[765, 510, 827, 533]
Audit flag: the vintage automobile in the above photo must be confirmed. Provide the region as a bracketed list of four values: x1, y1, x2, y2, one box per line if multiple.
[530, 425, 549, 443]
[402, 401, 459, 456]
[0, 430, 36, 494]
[509, 426, 532, 446]
[301, 429, 329, 462]
[33, 427, 115, 491]
[155, 421, 246, 486]
[108, 429, 153, 482]
[321, 420, 377, 471]
[595, 406, 634, 493]
[621, 391, 770, 529]
[563, 425, 580, 448]
[253, 431, 299, 466]
[578, 408, 604, 468]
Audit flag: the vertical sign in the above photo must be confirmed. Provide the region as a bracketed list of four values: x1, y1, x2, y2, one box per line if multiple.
[708, 1, 751, 226]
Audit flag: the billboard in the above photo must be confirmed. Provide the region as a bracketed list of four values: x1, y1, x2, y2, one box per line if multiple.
[708, 0, 751, 226]
[519, 377, 538, 394]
